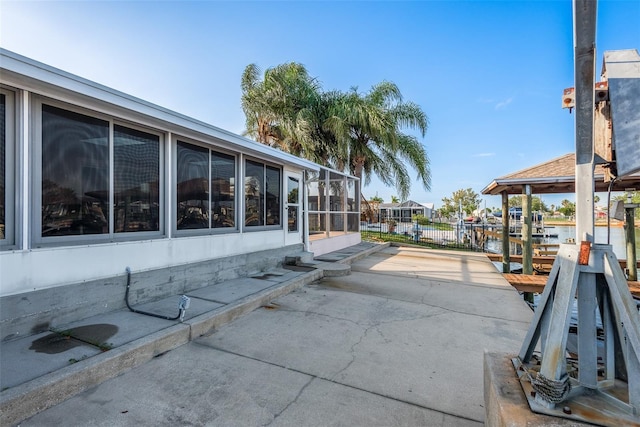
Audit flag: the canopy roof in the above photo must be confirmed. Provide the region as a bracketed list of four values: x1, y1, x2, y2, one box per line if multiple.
[482, 153, 640, 195]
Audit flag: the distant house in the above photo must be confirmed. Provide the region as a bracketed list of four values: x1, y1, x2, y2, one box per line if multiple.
[379, 200, 433, 222]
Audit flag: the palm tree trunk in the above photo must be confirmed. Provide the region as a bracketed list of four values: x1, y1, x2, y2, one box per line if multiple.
[352, 156, 365, 182]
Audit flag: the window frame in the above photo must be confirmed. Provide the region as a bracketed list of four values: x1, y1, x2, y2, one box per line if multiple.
[306, 168, 360, 239]
[243, 157, 282, 231]
[173, 137, 239, 236]
[0, 87, 17, 249]
[32, 97, 165, 246]
[112, 121, 164, 236]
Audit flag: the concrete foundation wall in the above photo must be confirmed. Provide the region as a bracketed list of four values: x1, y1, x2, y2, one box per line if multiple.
[309, 233, 361, 257]
[1, 230, 295, 297]
[1, 244, 303, 342]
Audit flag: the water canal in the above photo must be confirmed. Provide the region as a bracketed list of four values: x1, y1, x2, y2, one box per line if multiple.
[484, 225, 640, 260]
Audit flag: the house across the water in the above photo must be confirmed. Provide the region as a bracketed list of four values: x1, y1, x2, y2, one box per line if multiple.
[379, 200, 434, 223]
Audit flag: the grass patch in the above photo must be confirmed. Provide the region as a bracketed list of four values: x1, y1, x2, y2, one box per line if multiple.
[361, 231, 473, 251]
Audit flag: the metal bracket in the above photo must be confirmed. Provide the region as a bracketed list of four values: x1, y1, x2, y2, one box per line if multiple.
[514, 244, 640, 426]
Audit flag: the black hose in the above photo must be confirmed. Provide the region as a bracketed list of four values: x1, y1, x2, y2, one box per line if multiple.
[125, 267, 183, 321]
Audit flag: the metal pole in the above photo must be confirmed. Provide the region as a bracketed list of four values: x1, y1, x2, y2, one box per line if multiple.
[502, 191, 510, 273]
[522, 185, 533, 275]
[522, 185, 534, 304]
[573, 0, 597, 243]
[625, 206, 638, 281]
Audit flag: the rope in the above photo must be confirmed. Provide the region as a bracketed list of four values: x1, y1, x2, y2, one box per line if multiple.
[529, 371, 572, 403]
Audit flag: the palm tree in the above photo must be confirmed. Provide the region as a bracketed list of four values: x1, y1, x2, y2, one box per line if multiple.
[241, 65, 431, 200]
[241, 63, 331, 162]
[325, 82, 430, 200]
[391, 196, 400, 203]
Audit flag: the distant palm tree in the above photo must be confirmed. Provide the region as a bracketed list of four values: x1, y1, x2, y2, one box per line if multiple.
[391, 196, 400, 203]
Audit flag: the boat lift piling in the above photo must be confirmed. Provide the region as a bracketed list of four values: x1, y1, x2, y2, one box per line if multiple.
[510, 1, 640, 425]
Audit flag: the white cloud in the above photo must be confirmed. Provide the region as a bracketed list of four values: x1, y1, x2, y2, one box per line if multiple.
[495, 97, 514, 110]
[473, 152, 496, 158]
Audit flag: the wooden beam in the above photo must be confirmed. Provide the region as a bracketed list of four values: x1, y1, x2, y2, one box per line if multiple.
[503, 273, 640, 299]
[486, 253, 640, 269]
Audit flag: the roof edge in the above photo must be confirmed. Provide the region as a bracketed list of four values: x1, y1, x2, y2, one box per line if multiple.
[0, 48, 320, 171]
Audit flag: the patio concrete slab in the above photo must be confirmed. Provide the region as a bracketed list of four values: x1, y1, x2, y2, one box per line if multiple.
[0, 331, 102, 390]
[196, 276, 530, 423]
[54, 295, 221, 349]
[250, 268, 306, 283]
[186, 277, 283, 304]
[5, 242, 534, 426]
[19, 340, 482, 427]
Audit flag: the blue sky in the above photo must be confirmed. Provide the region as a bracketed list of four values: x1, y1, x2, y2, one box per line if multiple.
[1, 0, 639, 211]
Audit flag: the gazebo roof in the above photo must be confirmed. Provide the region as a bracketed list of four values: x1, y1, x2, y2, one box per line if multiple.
[481, 153, 640, 195]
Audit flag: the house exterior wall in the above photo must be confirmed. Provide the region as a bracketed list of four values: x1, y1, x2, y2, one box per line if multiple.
[1, 50, 361, 332]
[0, 49, 331, 337]
[1, 231, 295, 296]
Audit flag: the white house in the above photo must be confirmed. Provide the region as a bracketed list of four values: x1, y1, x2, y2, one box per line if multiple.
[0, 49, 359, 340]
[379, 200, 433, 222]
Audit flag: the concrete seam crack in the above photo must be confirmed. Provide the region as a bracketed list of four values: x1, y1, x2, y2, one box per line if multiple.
[262, 377, 314, 426]
[197, 343, 483, 425]
[313, 284, 529, 324]
[274, 307, 372, 328]
[331, 323, 377, 379]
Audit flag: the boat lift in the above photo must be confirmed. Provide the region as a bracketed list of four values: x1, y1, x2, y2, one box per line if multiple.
[512, 1, 640, 425]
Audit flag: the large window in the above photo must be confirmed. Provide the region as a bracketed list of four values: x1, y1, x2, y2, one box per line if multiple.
[287, 176, 300, 232]
[245, 159, 280, 227]
[176, 141, 236, 231]
[114, 125, 160, 232]
[0, 88, 15, 248]
[211, 151, 236, 228]
[1, 93, 6, 243]
[42, 105, 110, 237]
[39, 103, 161, 240]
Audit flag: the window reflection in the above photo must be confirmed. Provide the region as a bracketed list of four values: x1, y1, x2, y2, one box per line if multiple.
[287, 176, 299, 232]
[211, 151, 235, 228]
[176, 142, 209, 229]
[287, 177, 299, 204]
[245, 160, 264, 226]
[244, 160, 281, 227]
[0, 94, 5, 240]
[42, 105, 109, 236]
[114, 125, 159, 232]
[266, 166, 280, 225]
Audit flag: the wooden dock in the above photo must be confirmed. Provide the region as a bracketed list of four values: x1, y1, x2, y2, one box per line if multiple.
[503, 273, 640, 298]
[486, 253, 640, 270]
